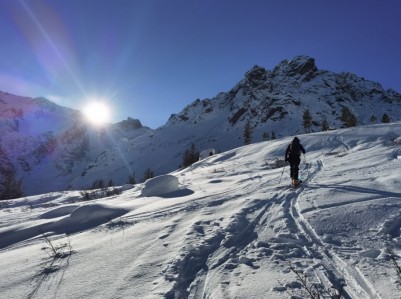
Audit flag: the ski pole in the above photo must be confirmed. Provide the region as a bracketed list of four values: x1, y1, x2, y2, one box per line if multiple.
[303, 154, 309, 180]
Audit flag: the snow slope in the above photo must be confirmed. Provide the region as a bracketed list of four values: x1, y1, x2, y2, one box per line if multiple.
[2, 56, 401, 198]
[1, 122, 401, 298]
[0, 91, 152, 196]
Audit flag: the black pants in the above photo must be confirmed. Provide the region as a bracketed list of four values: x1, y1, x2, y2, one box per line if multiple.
[289, 157, 300, 180]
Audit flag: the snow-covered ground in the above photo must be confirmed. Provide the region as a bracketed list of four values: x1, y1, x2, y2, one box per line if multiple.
[1, 122, 401, 298]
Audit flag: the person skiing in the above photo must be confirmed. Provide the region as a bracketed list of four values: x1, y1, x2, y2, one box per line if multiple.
[285, 137, 306, 187]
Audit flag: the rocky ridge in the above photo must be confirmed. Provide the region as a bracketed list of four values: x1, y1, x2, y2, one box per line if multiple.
[1, 55, 401, 197]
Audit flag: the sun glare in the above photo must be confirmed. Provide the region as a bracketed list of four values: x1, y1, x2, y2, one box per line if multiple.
[82, 101, 111, 125]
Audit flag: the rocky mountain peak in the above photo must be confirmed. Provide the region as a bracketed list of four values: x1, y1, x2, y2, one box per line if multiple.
[272, 55, 318, 78]
[1, 56, 401, 198]
[115, 117, 143, 130]
[242, 65, 268, 89]
[245, 65, 268, 80]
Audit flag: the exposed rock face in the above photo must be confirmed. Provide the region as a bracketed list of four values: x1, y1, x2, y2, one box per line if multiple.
[272, 56, 317, 78]
[116, 117, 143, 130]
[165, 55, 401, 162]
[1, 55, 401, 197]
[169, 55, 400, 130]
[244, 65, 268, 88]
[0, 91, 152, 197]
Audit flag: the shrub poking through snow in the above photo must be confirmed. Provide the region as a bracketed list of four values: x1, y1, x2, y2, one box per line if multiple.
[80, 187, 122, 201]
[40, 233, 73, 275]
[283, 262, 345, 299]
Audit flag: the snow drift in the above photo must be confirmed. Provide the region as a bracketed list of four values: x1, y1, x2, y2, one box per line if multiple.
[1, 122, 401, 298]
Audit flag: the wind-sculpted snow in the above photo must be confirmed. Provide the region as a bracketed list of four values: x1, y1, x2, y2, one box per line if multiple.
[67, 204, 128, 225]
[141, 175, 179, 197]
[1, 122, 401, 298]
[141, 175, 195, 198]
[40, 205, 79, 219]
[0, 202, 128, 250]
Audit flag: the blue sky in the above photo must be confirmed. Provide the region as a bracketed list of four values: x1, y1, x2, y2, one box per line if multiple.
[0, 0, 400, 128]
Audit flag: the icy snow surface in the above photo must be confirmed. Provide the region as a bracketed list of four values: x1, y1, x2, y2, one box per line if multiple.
[1, 122, 401, 298]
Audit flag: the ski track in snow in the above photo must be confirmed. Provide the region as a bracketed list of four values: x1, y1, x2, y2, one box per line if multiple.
[288, 162, 382, 298]
[163, 147, 398, 298]
[1, 123, 401, 298]
[157, 159, 375, 298]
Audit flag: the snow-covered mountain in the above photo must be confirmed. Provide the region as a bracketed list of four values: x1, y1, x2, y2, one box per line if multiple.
[0, 91, 151, 196]
[1, 122, 401, 298]
[1, 56, 401, 197]
[168, 55, 401, 138]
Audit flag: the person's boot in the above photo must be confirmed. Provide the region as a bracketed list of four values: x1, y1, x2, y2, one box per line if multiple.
[292, 178, 300, 187]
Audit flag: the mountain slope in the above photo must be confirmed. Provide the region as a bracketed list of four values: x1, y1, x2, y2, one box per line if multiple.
[75, 56, 401, 193]
[168, 56, 401, 136]
[0, 122, 401, 298]
[1, 56, 401, 197]
[0, 91, 152, 196]
[96, 56, 401, 185]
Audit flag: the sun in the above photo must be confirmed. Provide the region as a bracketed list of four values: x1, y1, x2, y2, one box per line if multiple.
[82, 101, 111, 125]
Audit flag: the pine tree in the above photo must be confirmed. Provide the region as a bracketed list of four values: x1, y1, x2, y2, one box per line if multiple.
[127, 172, 136, 184]
[182, 143, 199, 168]
[0, 167, 23, 200]
[321, 115, 330, 131]
[381, 113, 390, 123]
[91, 179, 105, 189]
[0, 146, 23, 200]
[143, 168, 154, 181]
[243, 121, 252, 145]
[303, 109, 313, 133]
[340, 106, 357, 127]
[271, 131, 276, 140]
[262, 131, 270, 141]
[370, 115, 377, 123]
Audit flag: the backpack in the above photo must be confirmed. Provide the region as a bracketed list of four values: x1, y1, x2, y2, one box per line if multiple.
[288, 141, 301, 157]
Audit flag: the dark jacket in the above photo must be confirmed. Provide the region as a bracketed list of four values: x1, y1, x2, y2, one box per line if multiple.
[285, 137, 305, 162]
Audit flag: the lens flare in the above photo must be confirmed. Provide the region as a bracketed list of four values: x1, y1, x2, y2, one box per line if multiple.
[83, 102, 111, 125]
